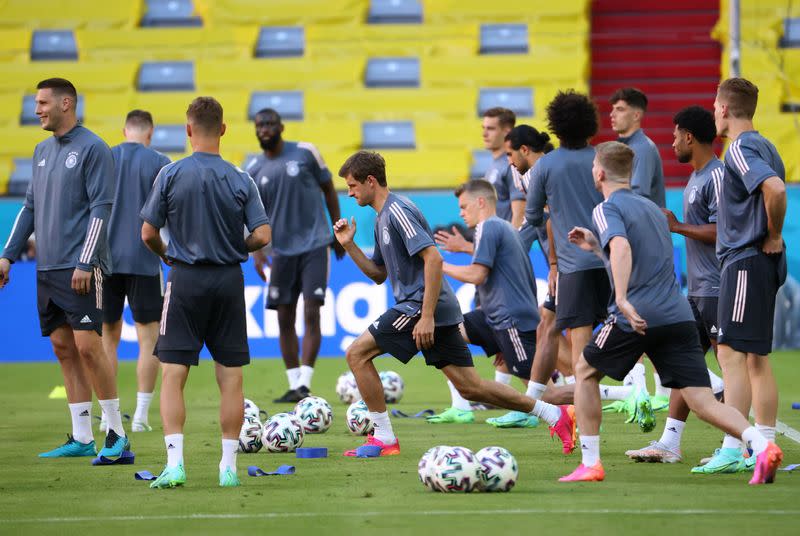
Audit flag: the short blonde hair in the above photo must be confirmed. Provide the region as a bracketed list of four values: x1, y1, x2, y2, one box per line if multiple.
[595, 141, 634, 182]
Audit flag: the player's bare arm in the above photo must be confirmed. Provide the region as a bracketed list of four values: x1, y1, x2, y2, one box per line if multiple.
[332, 217, 386, 283]
[0, 258, 10, 288]
[434, 226, 473, 254]
[567, 226, 602, 257]
[245, 223, 272, 252]
[141, 221, 171, 265]
[760, 176, 787, 255]
[414, 245, 442, 350]
[510, 200, 525, 228]
[546, 217, 558, 296]
[661, 208, 716, 244]
[608, 236, 646, 335]
[442, 261, 489, 286]
[321, 180, 346, 260]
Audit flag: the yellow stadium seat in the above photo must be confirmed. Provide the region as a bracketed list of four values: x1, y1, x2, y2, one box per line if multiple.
[0, 1, 138, 30]
[205, 0, 368, 27]
[0, 29, 30, 62]
[196, 58, 362, 91]
[421, 55, 587, 88]
[0, 61, 137, 93]
[0, 127, 50, 157]
[424, 0, 590, 23]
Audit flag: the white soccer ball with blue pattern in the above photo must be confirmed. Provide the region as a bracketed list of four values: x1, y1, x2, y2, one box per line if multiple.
[238, 415, 263, 453]
[345, 400, 374, 435]
[379, 370, 404, 403]
[336, 371, 361, 404]
[475, 446, 518, 492]
[418, 446, 450, 491]
[244, 398, 265, 421]
[261, 412, 305, 452]
[430, 446, 482, 493]
[293, 396, 333, 434]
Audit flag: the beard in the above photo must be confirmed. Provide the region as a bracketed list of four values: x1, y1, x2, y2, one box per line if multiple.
[259, 136, 280, 151]
[676, 151, 692, 164]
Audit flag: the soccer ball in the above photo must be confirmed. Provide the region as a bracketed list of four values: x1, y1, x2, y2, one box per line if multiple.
[475, 446, 518, 492]
[335, 371, 360, 404]
[379, 370, 404, 403]
[293, 396, 333, 434]
[238, 415, 263, 453]
[261, 412, 305, 452]
[418, 446, 450, 491]
[430, 446, 482, 493]
[345, 400, 374, 435]
[244, 398, 265, 421]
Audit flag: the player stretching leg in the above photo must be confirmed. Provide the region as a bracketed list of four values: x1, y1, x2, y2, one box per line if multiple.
[561, 142, 781, 485]
[333, 151, 576, 456]
[1, 78, 128, 460]
[102, 110, 171, 433]
[141, 98, 271, 488]
[692, 78, 787, 475]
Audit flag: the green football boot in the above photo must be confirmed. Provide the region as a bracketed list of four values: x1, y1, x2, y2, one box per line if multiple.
[486, 411, 539, 428]
[425, 407, 475, 424]
[150, 464, 187, 489]
[650, 395, 670, 412]
[219, 466, 241, 487]
[690, 448, 744, 474]
[625, 388, 656, 433]
[39, 435, 97, 458]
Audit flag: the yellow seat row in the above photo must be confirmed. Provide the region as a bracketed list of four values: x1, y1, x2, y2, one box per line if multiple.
[0, 0, 138, 30]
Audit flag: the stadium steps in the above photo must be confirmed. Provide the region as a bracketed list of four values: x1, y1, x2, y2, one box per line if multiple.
[589, 0, 721, 187]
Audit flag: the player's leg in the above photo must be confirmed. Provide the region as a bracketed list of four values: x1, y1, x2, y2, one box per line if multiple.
[132, 321, 160, 431]
[297, 246, 329, 395]
[152, 362, 189, 488]
[215, 362, 244, 487]
[748, 355, 778, 441]
[39, 325, 97, 457]
[267, 253, 303, 401]
[101, 321, 121, 379]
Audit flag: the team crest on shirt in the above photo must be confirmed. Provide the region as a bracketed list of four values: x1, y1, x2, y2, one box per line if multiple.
[689, 186, 698, 204]
[485, 169, 499, 184]
[64, 151, 79, 169]
[286, 161, 300, 177]
[382, 226, 390, 244]
[260, 175, 268, 185]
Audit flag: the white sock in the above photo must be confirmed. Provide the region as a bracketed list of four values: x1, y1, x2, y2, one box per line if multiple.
[525, 381, 547, 400]
[286, 367, 300, 390]
[653, 373, 671, 398]
[599, 384, 634, 400]
[659, 417, 685, 452]
[368, 411, 396, 444]
[494, 371, 513, 385]
[447, 381, 472, 411]
[531, 400, 562, 426]
[298, 365, 314, 390]
[721, 434, 743, 451]
[98, 398, 125, 437]
[741, 426, 769, 456]
[579, 435, 600, 467]
[165, 433, 183, 468]
[708, 368, 724, 394]
[629, 363, 648, 395]
[133, 392, 153, 424]
[220, 438, 238, 472]
[755, 423, 776, 443]
[68, 401, 94, 444]
[564, 375, 576, 385]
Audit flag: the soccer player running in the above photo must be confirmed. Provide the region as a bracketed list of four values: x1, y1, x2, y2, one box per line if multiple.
[102, 110, 171, 433]
[692, 77, 787, 474]
[0, 78, 129, 460]
[562, 141, 782, 484]
[332, 151, 576, 456]
[247, 108, 344, 403]
[141, 97, 271, 488]
[626, 106, 725, 464]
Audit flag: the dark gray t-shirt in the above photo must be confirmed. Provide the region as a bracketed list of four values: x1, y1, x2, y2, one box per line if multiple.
[525, 146, 605, 274]
[246, 141, 333, 257]
[371, 193, 462, 326]
[2, 125, 115, 272]
[472, 216, 539, 331]
[592, 188, 693, 330]
[108, 142, 170, 276]
[683, 159, 722, 297]
[483, 154, 524, 222]
[513, 165, 550, 262]
[140, 153, 269, 265]
[717, 131, 786, 266]
[619, 129, 666, 208]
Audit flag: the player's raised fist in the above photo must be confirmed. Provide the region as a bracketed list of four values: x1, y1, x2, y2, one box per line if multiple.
[568, 226, 599, 252]
[333, 217, 356, 246]
[0, 258, 10, 288]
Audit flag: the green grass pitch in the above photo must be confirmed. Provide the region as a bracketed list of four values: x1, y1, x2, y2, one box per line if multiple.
[1, 352, 799, 535]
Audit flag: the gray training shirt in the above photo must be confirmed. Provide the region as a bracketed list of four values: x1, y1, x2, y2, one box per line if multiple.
[472, 216, 540, 332]
[246, 141, 334, 257]
[618, 129, 666, 208]
[683, 159, 723, 297]
[371, 193, 463, 326]
[716, 131, 786, 266]
[525, 146, 605, 274]
[512, 165, 550, 262]
[483, 154, 524, 222]
[2, 125, 114, 273]
[140, 152, 269, 265]
[109, 142, 171, 276]
[592, 188, 693, 330]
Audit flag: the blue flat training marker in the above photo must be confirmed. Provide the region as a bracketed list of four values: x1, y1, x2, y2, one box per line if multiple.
[295, 447, 328, 459]
[248, 465, 296, 477]
[391, 409, 435, 418]
[778, 463, 799, 472]
[92, 450, 135, 466]
[134, 470, 156, 480]
[355, 445, 382, 458]
[791, 402, 800, 410]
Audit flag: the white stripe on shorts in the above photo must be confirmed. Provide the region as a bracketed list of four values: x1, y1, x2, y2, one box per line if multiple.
[160, 282, 172, 336]
[507, 327, 527, 363]
[732, 269, 748, 323]
[93, 267, 103, 310]
[595, 323, 613, 349]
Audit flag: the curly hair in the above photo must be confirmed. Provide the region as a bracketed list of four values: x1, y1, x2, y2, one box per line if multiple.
[673, 106, 716, 144]
[545, 90, 599, 149]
